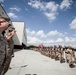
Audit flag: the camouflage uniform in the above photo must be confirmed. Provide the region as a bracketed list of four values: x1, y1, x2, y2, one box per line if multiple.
[51, 48, 55, 59]
[58, 47, 65, 63]
[66, 47, 74, 67]
[0, 34, 9, 75]
[0, 16, 11, 75]
[55, 48, 59, 60]
[7, 33, 14, 57]
[1, 29, 14, 75]
[49, 48, 52, 57]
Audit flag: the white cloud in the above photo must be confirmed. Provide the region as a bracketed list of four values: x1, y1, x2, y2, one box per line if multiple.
[26, 28, 36, 36]
[47, 30, 63, 36]
[71, 44, 76, 48]
[65, 37, 76, 43]
[28, 0, 59, 22]
[69, 17, 76, 29]
[44, 12, 57, 22]
[65, 37, 71, 43]
[71, 37, 76, 42]
[7, 12, 18, 19]
[60, 0, 73, 10]
[0, 0, 4, 2]
[43, 40, 55, 47]
[45, 40, 55, 44]
[64, 37, 76, 48]
[9, 6, 21, 13]
[56, 38, 64, 43]
[55, 38, 64, 46]
[26, 28, 76, 48]
[7, 6, 21, 20]
[28, 0, 41, 9]
[31, 31, 36, 35]
[10, 7, 21, 12]
[28, 0, 73, 22]
[45, 1, 59, 12]
[28, 0, 59, 12]
[43, 1, 59, 22]
[27, 36, 55, 47]
[27, 36, 42, 46]
[36, 30, 46, 38]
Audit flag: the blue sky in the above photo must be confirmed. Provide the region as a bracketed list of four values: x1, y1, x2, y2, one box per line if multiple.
[0, 0, 76, 48]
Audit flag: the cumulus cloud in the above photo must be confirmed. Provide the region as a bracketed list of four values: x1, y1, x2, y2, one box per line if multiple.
[69, 17, 76, 29]
[42, 39, 55, 47]
[27, 36, 42, 46]
[36, 30, 46, 38]
[28, 0, 73, 22]
[26, 29, 63, 38]
[28, 0, 59, 22]
[26, 29, 46, 38]
[26, 28, 36, 36]
[7, 6, 21, 20]
[28, 0, 41, 9]
[27, 35, 55, 46]
[56, 38, 64, 43]
[7, 12, 18, 19]
[10, 7, 21, 12]
[47, 30, 63, 36]
[65, 37, 71, 43]
[64, 37, 76, 48]
[65, 37, 76, 43]
[44, 12, 57, 22]
[44, 1, 59, 12]
[60, 0, 73, 10]
[28, 0, 59, 12]
[26, 29, 58, 46]
[26, 28, 76, 48]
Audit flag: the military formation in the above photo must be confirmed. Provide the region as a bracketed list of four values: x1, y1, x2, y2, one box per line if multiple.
[0, 16, 16, 75]
[34, 45, 76, 68]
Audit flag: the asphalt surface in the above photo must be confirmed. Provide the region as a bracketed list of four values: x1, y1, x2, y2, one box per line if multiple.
[5, 49, 76, 75]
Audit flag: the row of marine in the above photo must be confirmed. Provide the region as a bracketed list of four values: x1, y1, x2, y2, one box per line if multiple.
[35, 45, 76, 68]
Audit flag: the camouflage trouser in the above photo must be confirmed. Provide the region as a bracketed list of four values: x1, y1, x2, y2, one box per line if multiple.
[1, 56, 11, 75]
[67, 54, 73, 65]
[0, 35, 12, 75]
[0, 49, 5, 75]
[49, 52, 52, 57]
[59, 53, 61, 59]
[55, 52, 59, 60]
[59, 53, 65, 63]
[3, 42, 14, 74]
[1, 46, 12, 75]
[7, 39, 14, 57]
[0, 39, 6, 74]
[51, 52, 55, 59]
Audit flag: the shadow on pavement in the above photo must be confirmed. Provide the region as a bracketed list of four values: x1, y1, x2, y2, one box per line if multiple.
[14, 49, 23, 52]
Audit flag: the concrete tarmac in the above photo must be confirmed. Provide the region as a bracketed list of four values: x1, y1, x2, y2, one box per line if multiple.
[6, 49, 76, 75]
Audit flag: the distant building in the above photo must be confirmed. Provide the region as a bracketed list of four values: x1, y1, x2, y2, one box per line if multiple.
[12, 22, 27, 49]
[0, 4, 27, 49]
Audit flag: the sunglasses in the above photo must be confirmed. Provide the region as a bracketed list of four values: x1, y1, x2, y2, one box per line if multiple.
[0, 20, 6, 23]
